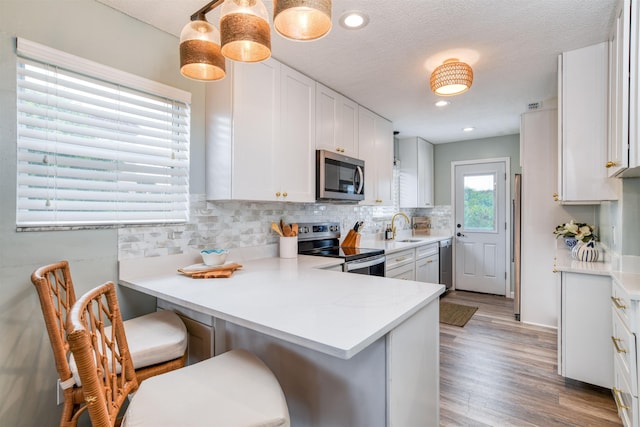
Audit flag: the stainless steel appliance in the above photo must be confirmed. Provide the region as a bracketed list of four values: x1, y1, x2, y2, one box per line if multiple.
[513, 173, 522, 321]
[316, 150, 365, 202]
[439, 238, 452, 289]
[297, 222, 385, 276]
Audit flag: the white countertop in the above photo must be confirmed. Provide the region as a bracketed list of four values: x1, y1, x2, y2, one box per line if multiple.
[119, 254, 445, 360]
[554, 248, 612, 276]
[554, 247, 640, 300]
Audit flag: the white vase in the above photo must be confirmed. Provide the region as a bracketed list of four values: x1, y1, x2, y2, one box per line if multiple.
[576, 240, 599, 262]
[571, 241, 583, 259]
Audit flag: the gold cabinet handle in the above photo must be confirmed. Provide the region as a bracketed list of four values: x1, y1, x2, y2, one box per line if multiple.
[394, 256, 410, 262]
[611, 296, 627, 310]
[613, 387, 630, 410]
[552, 192, 560, 202]
[376, 199, 382, 203]
[552, 268, 558, 273]
[606, 161, 618, 168]
[427, 259, 433, 263]
[611, 336, 627, 354]
[336, 148, 344, 153]
[282, 192, 288, 197]
[275, 192, 281, 197]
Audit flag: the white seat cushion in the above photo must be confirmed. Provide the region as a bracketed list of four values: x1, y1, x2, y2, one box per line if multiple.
[122, 349, 290, 427]
[69, 310, 187, 385]
[122, 310, 187, 369]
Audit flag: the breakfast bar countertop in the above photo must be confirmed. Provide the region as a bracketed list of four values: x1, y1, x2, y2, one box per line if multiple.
[119, 253, 445, 360]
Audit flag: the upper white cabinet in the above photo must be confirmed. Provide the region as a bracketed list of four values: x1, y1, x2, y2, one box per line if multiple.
[358, 106, 393, 205]
[206, 59, 315, 202]
[557, 42, 619, 203]
[316, 83, 359, 157]
[608, 0, 631, 177]
[398, 137, 434, 208]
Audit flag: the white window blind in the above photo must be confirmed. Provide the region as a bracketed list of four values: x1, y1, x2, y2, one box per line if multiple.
[16, 39, 191, 227]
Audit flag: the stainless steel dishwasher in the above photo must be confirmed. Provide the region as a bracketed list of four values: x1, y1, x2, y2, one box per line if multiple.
[439, 239, 452, 289]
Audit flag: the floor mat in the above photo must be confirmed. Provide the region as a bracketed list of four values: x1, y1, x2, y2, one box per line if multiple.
[440, 301, 478, 327]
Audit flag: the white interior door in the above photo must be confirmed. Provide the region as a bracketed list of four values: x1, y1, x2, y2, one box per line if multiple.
[454, 161, 508, 295]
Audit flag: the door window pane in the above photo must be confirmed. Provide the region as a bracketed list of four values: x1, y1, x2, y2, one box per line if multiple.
[463, 173, 496, 231]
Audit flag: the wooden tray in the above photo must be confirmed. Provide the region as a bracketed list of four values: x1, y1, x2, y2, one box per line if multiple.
[178, 263, 243, 279]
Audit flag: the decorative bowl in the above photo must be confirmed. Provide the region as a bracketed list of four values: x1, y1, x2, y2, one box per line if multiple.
[200, 249, 228, 266]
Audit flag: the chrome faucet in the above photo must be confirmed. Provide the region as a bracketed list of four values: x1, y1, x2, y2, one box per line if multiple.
[391, 212, 410, 240]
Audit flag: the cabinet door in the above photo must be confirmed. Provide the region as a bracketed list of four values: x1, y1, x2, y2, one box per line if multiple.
[374, 115, 394, 205]
[416, 254, 439, 284]
[559, 42, 619, 202]
[399, 137, 434, 208]
[419, 140, 434, 206]
[609, 0, 631, 176]
[359, 107, 393, 205]
[561, 272, 613, 388]
[232, 60, 280, 200]
[278, 65, 315, 202]
[316, 84, 358, 157]
[387, 263, 415, 280]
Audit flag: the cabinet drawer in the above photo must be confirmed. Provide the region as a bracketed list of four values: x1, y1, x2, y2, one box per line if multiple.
[614, 358, 639, 427]
[612, 308, 638, 395]
[612, 279, 632, 329]
[386, 263, 415, 281]
[416, 243, 438, 259]
[385, 249, 415, 270]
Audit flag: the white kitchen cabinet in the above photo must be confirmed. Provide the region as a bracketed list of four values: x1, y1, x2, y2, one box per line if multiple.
[277, 64, 316, 202]
[385, 248, 415, 280]
[398, 137, 434, 208]
[315, 83, 359, 157]
[611, 276, 640, 426]
[415, 243, 439, 284]
[557, 42, 619, 203]
[206, 59, 315, 202]
[358, 106, 394, 205]
[558, 271, 613, 388]
[609, 0, 631, 177]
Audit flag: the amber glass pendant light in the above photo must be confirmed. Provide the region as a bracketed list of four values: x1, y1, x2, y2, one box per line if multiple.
[220, 0, 271, 62]
[273, 0, 332, 41]
[179, 17, 226, 81]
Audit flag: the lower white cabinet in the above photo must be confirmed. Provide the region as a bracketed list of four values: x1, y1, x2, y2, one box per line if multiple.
[415, 243, 439, 284]
[559, 272, 613, 388]
[612, 276, 639, 426]
[386, 248, 415, 280]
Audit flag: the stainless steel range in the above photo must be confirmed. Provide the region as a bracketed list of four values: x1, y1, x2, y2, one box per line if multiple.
[297, 222, 385, 276]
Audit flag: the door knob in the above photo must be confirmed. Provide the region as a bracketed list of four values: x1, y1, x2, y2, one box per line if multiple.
[457, 232, 465, 237]
[457, 224, 461, 228]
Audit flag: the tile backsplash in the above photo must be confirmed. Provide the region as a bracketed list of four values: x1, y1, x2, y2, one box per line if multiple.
[118, 195, 452, 260]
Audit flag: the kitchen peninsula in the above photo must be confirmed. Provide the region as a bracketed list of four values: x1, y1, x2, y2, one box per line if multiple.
[119, 252, 444, 427]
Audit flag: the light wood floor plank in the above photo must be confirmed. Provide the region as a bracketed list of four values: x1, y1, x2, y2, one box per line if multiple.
[440, 290, 622, 426]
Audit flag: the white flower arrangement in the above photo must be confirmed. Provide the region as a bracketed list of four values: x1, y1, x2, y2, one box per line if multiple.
[553, 220, 597, 243]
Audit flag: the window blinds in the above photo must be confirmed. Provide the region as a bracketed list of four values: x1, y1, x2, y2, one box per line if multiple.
[16, 39, 191, 227]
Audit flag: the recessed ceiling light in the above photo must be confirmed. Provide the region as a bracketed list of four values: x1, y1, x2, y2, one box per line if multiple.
[463, 127, 475, 132]
[435, 100, 450, 107]
[339, 11, 369, 30]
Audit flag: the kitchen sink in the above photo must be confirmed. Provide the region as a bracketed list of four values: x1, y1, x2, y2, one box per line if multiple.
[396, 239, 423, 243]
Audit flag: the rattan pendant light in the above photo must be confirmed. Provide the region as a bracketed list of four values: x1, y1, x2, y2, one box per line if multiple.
[430, 58, 473, 96]
[179, 17, 226, 81]
[220, 0, 271, 62]
[273, 0, 332, 41]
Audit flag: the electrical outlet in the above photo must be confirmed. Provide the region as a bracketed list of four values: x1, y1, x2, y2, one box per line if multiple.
[56, 379, 63, 405]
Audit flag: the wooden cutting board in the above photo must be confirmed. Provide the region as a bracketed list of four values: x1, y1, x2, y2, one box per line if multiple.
[178, 263, 243, 279]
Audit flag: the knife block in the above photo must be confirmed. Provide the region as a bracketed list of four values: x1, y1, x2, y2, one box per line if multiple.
[341, 230, 361, 248]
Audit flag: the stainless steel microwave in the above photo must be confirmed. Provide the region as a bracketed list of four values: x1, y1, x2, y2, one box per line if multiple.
[316, 150, 364, 202]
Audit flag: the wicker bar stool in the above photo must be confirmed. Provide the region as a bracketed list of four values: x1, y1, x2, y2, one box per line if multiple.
[67, 281, 290, 427]
[31, 261, 188, 427]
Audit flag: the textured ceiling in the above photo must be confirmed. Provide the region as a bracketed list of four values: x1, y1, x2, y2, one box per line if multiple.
[96, 0, 619, 144]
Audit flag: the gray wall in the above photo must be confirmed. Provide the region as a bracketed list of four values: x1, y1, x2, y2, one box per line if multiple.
[0, 1, 205, 425]
[433, 134, 521, 205]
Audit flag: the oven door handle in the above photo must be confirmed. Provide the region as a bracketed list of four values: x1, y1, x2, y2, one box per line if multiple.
[344, 255, 385, 271]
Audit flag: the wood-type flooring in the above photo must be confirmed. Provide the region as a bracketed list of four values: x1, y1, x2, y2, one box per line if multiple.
[439, 290, 622, 427]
